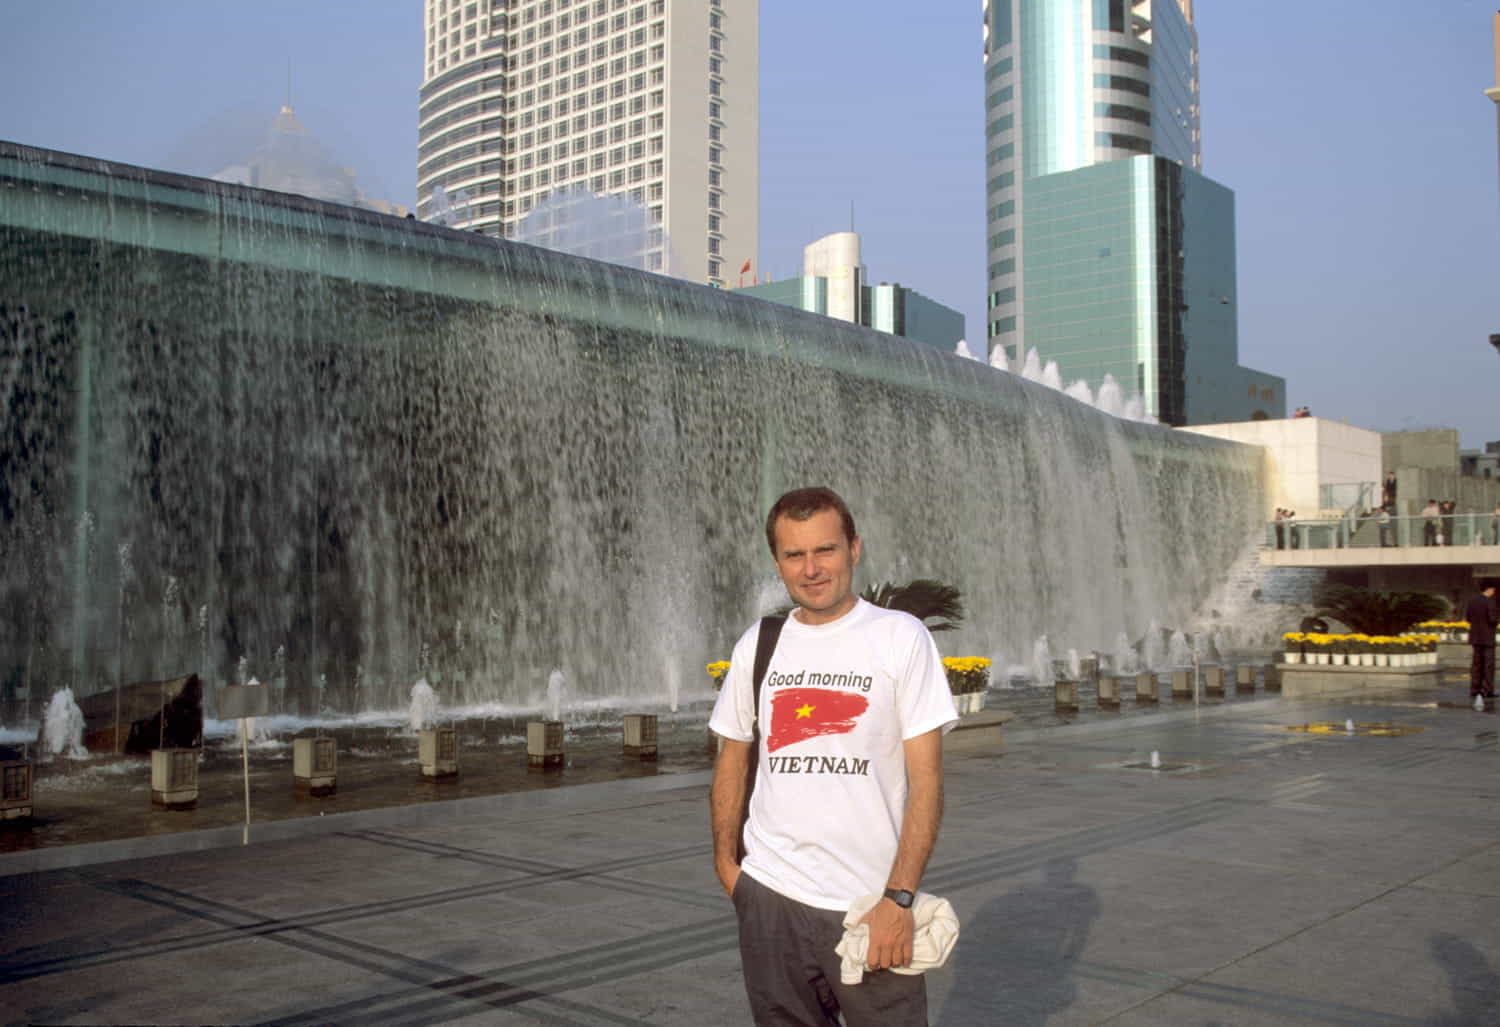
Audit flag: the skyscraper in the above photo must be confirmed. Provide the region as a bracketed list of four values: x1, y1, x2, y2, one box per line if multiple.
[982, 0, 1282, 425]
[417, 0, 757, 287]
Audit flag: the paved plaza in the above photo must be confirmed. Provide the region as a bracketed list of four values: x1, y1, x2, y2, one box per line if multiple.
[4, 688, 1500, 1025]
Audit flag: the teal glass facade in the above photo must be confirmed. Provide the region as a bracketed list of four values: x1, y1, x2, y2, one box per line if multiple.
[1021, 158, 1158, 406]
[982, 0, 1282, 424]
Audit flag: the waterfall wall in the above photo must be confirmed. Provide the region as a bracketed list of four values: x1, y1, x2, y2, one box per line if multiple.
[0, 141, 1263, 714]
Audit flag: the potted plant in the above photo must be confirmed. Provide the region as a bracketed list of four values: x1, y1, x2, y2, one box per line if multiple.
[706, 661, 730, 691]
[1282, 632, 1305, 664]
[1330, 635, 1348, 666]
[1307, 633, 1330, 665]
[942, 657, 991, 715]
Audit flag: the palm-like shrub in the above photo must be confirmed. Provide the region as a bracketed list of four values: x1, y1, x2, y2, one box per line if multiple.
[860, 579, 965, 632]
[772, 578, 965, 631]
[1313, 584, 1447, 637]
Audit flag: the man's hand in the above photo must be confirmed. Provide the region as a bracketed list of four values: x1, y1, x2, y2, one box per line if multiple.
[716, 859, 742, 898]
[858, 897, 915, 971]
[710, 738, 753, 901]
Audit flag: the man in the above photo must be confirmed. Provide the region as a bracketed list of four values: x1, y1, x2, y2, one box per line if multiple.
[1423, 499, 1441, 547]
[1466, 582, 1498, 711]
[1381, 471, 1398, 512]
[709, 487, 958, 1026]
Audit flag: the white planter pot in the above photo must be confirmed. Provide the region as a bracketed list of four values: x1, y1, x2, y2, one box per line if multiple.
[1313, 653, 1329, 665]
[1375, 653, 1389, 667]
[1331, 653, 1346, 666]
[1284, 651, 1302, 665]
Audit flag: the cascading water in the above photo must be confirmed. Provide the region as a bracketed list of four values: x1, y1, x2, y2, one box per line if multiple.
[1031, 636, 1055, 688]
[1112, 631, 1138, 675]
[546, 668, 566, 722]
[0, 141, 1264, 717]
[408, 678, 438, 732]
[42, 687, 86, 759]
[1167, 631, 1192, 668]
[1143, 621, 1166, 672]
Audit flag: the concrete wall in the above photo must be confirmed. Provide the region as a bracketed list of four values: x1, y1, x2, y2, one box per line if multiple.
[1384, 429, 1500, 516]
[1383, 429, 1459, 473]
[1183, 417, 1381, 517]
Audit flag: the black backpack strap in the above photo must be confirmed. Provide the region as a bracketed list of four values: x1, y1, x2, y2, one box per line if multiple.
[751, 614, 787, 727]
[738, 615, 786, 863]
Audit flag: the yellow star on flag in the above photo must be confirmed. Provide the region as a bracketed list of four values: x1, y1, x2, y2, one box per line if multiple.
[795, 703, 815, 720]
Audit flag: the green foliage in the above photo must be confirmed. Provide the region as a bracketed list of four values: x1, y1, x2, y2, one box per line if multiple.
[860, 579, 965, 632]
[1313, 584, 1447, 637]
[771, 578, 966, 632]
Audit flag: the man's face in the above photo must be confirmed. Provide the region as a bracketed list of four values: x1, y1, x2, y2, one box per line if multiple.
[771, 508, 862, 625]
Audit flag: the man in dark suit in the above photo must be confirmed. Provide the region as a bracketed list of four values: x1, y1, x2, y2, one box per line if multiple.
[1465, 582, 1498, 710]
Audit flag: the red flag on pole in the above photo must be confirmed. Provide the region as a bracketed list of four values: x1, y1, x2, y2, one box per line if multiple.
[740, 258, 752, 274]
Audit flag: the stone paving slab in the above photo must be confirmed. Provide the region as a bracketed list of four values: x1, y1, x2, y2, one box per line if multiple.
[4, 689, 1500, 1024]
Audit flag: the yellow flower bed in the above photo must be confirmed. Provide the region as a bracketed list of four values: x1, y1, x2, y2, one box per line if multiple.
[706, 661, 731, 689]
[1282, 631, 1438, 652]
[942, 656, 992, 695]
[1415, 621, 1467, 630]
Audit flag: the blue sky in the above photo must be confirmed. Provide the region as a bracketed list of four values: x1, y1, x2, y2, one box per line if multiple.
[2, 1, 1496, 444]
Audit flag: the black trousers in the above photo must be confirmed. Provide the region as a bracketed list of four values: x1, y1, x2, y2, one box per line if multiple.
[1471, 645, 1495, 699]
[731, 871, 927, 1027]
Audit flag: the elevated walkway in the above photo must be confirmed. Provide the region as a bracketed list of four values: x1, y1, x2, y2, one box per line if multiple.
[1262, 513, 1500, 577]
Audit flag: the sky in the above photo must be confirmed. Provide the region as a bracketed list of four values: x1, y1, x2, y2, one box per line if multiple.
[1, 1, 1496, 445]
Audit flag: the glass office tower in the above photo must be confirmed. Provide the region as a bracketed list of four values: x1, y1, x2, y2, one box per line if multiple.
[983, 0, 1282, 424]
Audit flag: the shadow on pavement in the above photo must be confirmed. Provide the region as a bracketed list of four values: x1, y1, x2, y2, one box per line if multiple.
[937, 857, 1099, 1026]
[1428, 932, 1500, 1026]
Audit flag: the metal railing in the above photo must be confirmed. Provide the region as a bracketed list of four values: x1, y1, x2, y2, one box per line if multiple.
[1318, 481, 1377, 518]
[1267, 513, 1500, 551]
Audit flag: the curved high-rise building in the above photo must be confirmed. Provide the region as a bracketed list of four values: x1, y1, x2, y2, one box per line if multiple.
[982, 0, 1282, 425]
[417, 0, 757, 286]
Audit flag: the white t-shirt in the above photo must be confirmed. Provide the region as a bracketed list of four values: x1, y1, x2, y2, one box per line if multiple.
[708, 598, 959, 911]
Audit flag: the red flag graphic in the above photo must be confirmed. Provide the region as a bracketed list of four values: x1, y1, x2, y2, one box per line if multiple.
[740, 258, 752, 274]
[767, 688, 869, 752]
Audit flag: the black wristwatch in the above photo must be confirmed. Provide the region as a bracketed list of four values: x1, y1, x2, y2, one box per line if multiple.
[883, 888, 915, 909]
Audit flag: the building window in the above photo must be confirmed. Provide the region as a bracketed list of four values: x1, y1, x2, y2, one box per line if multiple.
[1098, 132, 1151, 153]
[709, 190, 721, 209]
[1095, 73, 1150, 97]
[708, 259, 721, 279]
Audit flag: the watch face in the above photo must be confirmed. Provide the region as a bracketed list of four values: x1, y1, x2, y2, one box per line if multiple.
[885, 888, 915, 908]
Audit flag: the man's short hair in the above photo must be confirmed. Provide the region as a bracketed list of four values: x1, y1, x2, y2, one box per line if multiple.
[765, 487, 857, 555]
